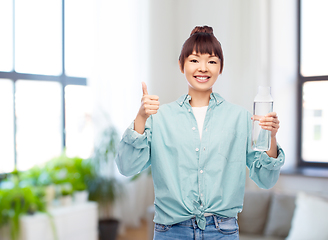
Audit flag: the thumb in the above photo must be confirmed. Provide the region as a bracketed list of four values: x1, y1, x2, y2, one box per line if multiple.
[142, 82, 148, 96]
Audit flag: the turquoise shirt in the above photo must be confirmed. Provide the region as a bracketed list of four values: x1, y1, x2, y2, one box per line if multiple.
[115, 92, 285, 230]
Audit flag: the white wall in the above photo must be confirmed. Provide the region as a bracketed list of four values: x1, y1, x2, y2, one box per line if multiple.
[269, 0, 298, 170]
[88, 0, 153, 232]
[89, 0, 150, 136]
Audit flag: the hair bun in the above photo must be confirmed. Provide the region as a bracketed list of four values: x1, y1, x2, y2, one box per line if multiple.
[190, 25, 213, 36]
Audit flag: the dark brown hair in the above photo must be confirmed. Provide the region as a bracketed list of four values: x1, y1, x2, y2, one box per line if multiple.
[179, 26, 224, 73]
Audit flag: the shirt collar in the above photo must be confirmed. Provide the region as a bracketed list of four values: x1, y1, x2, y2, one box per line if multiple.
[177, 92, 225, 107]
[210, 92, 225, 105]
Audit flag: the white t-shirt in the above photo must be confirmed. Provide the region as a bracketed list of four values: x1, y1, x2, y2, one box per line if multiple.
[192, 106, 208, 141]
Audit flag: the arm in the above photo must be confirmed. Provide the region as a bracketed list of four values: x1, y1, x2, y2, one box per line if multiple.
[266, 136, 278, 158]
[115, 82, 159, 177]
[134, 113, 148, 134]
[247, 112, 285, 189]
[115, 116, 153, 177]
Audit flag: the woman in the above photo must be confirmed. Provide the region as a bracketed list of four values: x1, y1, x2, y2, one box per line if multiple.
[115, 26, 285, 240]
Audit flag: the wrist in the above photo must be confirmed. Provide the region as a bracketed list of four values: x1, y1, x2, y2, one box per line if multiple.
[136, 113, 148, 123]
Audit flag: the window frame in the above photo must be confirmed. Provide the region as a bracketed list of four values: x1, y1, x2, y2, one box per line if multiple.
[297, 0, 328, 168]
[0, 0, 87, 171]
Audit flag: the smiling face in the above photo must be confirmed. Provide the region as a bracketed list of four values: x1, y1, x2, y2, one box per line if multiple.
[180, 51, 221, 92]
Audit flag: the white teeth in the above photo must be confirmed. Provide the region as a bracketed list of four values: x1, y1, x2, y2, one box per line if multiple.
[196, 77, 208, 80]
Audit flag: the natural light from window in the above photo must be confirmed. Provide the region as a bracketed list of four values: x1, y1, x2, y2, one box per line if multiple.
[65, 0, 93, 77]
[15, 0, 62, 75]
[15, 80, 63, 171]
[302, 81, 328, 162]
[0, 80, 15, 173]
[0, 0, 95, 173]
[0, 0, 13, 72]
[301, 0, 328, 76]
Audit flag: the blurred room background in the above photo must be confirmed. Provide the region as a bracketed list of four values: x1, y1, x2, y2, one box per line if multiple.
[0, 0, 328, 240]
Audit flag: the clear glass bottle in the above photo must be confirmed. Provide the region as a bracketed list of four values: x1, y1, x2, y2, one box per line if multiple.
[251, 86, 274, 151]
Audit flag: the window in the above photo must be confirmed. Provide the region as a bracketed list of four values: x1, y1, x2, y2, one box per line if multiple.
[298, 0, 328, 167]
[0, 0, 93, 173]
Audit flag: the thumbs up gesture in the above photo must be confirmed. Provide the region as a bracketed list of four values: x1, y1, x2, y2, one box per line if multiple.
[138, 82, 160, 120]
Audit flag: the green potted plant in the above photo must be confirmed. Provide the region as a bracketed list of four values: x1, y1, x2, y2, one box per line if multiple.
[44, 152, 95, 206]
[59, 183, 73, 206]
[0, 171, 51, 240]
[88, 125, 124, 240]
[73, 181, 89, 203]
[70, 156, 94, 204]
[19, 165, 56, 209]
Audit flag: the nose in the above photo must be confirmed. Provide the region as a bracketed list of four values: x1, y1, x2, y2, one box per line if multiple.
[198, 62, 208, 72]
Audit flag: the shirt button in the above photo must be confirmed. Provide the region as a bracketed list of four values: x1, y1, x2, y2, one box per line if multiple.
[203, 147, 205, 151]
[195, 148, 199, 152]
[201, 193, 203, 197]
[192, 127, 196, 130]
[180, 102, 183, 105]
[200, 170, 203, 174]
[188, 109, 191, 112]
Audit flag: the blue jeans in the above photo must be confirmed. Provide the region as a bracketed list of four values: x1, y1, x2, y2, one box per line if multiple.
[153, 215, 239, 240]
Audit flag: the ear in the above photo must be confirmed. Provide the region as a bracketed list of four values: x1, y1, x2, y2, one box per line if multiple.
[179, 60, 184, 74]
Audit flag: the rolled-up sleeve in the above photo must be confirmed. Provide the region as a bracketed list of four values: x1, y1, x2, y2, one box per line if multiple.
[115, 116, 152, 177]
[246, 112, 285, 189]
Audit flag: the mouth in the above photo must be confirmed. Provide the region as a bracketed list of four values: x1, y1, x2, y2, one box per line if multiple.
[194, 76, 210, 83]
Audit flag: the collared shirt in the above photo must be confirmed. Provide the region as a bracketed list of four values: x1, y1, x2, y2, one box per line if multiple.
[115, 92, 285, 230]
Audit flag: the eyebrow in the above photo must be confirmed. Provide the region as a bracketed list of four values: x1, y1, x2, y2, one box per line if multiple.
[190, 53, 218, 58]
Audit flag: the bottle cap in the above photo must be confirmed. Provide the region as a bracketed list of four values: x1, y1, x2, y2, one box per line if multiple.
[254, 86, 274, 102]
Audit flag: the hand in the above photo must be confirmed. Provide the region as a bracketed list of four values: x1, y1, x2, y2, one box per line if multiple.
[137, 82, 160, 120]
[251, 112, 280, 138]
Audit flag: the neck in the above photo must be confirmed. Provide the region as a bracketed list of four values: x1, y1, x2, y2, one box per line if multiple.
[188, 87, 212, 107]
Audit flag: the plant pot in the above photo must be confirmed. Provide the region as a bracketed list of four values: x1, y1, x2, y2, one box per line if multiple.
[99, 219, 119, 240]
[0, 224, 10, 240]
[74, 190, 89, 204]
[60, 195, 73, 206]
[45, 185, 56, 208]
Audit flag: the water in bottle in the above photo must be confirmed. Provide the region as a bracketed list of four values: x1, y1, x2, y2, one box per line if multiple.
[252, 86, 274, 151]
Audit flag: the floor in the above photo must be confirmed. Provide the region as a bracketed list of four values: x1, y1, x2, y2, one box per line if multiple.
[117, 219, 149, 240]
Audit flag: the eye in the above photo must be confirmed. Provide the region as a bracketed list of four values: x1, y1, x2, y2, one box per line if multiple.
[209, 61, 217, 64]
[190, 59, 198, 63]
